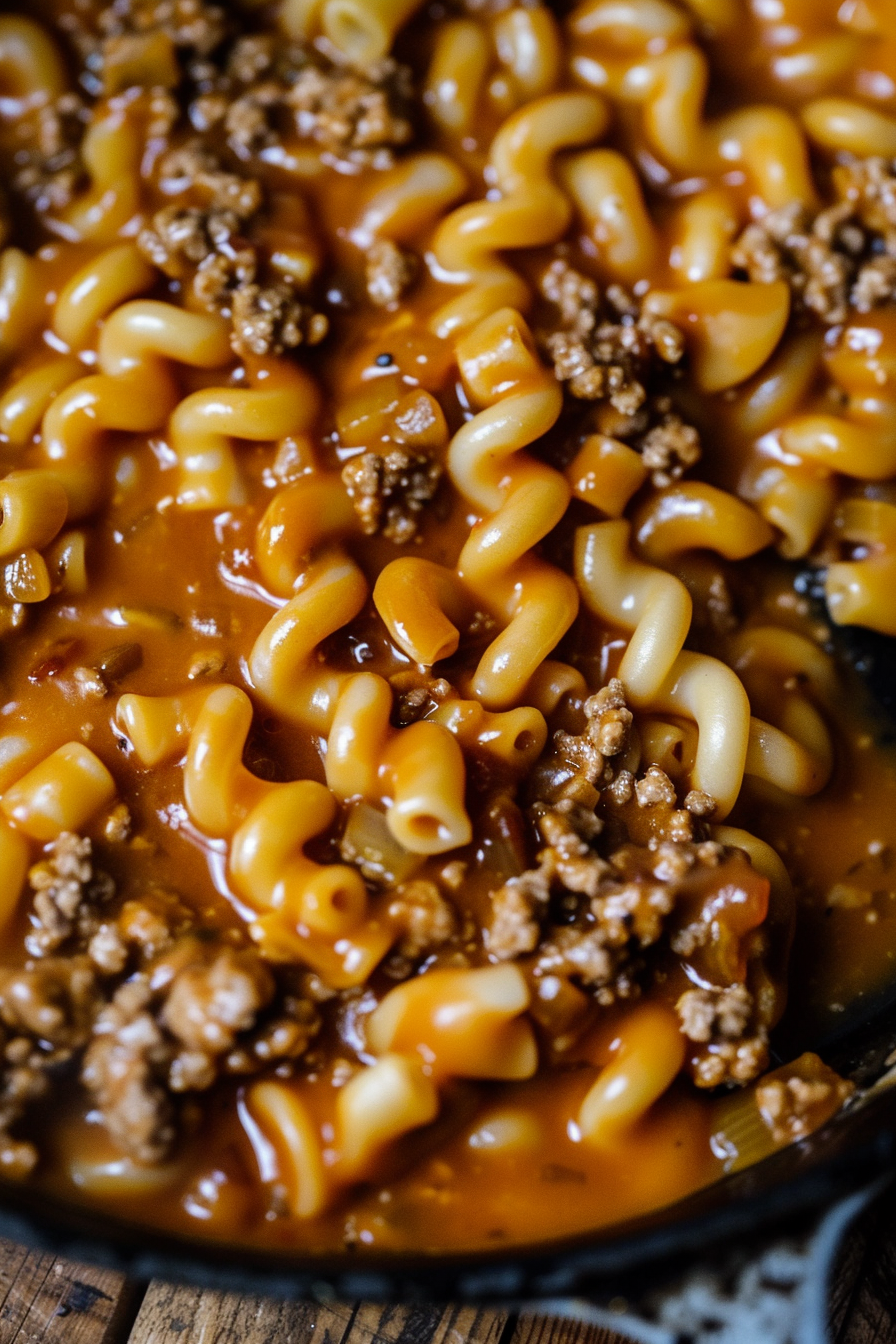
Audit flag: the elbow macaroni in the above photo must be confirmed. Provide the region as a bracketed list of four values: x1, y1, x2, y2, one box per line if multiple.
[0, 0, 878, 1248]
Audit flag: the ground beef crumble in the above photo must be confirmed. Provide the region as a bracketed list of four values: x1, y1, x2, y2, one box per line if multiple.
[484, 679, 774, 1081]
[83, 938, 319, 1162]
[387, 880, 458, 961]
[285, 58, 413, 166]
[189, 33, 414, 170]
[0, 829, 320, 1171]
[491, 682, 688, 980]
[230, 280, 328, 359]
[756, 1055, 855, 1144]
[0, 956, 103, 1175]
[11, 94, 88, 214]
[676, 983, 770, 1086]
[390, 672, 453, 727]
[56, 0, 230, 103]
[342, 449, 442, 543]
[538, 261, 698, 487]
[88, 988, 175, 1162]
[25, 833, 115, 960]
[0, 956, 101, 1053]
[732, 158, 896, 323]
[366, 239, 418, 308]
[137, 149, 329, 358]
[95, 0, 229, 68]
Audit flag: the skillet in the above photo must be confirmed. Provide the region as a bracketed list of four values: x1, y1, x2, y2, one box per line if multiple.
[0, 14, 892, 1333]
[0, 626, 895, 1343]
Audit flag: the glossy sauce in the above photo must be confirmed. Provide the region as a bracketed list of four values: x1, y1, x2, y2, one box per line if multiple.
[0, 0, 894, 1256]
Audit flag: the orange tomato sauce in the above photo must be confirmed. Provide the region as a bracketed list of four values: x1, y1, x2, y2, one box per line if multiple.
[0, 0, 895, 1256]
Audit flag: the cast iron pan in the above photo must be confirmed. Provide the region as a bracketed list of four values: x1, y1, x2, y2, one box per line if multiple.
[0, 623, 894, 1323]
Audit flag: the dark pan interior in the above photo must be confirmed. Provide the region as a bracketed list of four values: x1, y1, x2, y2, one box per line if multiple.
[1, 614, 895, 1301]
[0, 997, 893, 1305]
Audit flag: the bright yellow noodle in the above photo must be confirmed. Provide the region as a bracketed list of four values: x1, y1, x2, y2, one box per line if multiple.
[576, 519, 748, 814]
[335, 1056, 439, 1182]
[245, 1080, 328, 1219]
[801, 98, 896, 157]
[52, 244, 156, 350]
[319, 0, 424, 64]
[40, 300, 232, 516]
[632, 483, 775, 564]
[425, 6, 562, 138]
[567, 0, 817, 209]
[172, 358, 320, 509]
[0, 742, 116, 841]
[367, 964, 538, 1081]
[0, 14, 66, 113]
[56, 106, 143, 243]
[0, 356, 83, 448]
[325, 672, 472, 855]
[428, 92, 608, 337]
[377, 308, 578, 711]
[347, 153, 467, 256]
[577, 1001, 686, 1144]
[826, 498, 896, 636]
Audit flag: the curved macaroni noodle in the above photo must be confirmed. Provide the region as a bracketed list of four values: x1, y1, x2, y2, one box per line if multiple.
[0, 0, 881, 1256]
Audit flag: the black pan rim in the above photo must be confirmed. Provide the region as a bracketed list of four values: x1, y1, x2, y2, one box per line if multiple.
[0, 1079, 892, 1303]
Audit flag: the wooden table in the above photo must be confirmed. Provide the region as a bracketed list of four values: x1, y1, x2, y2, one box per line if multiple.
[0, 1192, 893, 1344]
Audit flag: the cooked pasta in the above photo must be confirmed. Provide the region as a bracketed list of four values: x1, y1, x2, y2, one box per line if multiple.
[567, 0, 816, 208]
[0, 15, 65, 111]
[424, 6, 562, 139]
[52, 244, 156, 350]
[0, 0, 892, 1260]
[826, 499, 896, 635]
[375, 307, 579, 708]
[428, 92, 608, 336]
[41, 301, 232, 515]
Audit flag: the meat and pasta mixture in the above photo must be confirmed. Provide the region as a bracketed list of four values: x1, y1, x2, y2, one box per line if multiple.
[0, 0, 896, 1255]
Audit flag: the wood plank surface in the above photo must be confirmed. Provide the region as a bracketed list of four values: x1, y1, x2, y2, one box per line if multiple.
[508, 1312, 630, 1344]
[3, 1190, 896, 1344]
[125, 1284, 509, 1344]
[0, 1239, 134, 1344]
[832, 1198, 896, 1344]
[125, 1281, 349, 1344]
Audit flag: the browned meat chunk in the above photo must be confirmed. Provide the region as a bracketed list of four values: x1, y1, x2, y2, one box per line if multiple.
[138, 168, 328, 358]
[366, 239, 418, 308]
[387, 880, 458, 960]
[539, 263, 698, 484]
[190, 36, 414, 169]
[677, 984, 769, 1087]
[230, 281, 328, 358]
[756, 1053, 855, 1143]
[0, 956, 100, 1053]
[553, 678, 634, 789]
[25, 833, 115, 960]
[83, 939, 317, 1162]
[12, 94, 87, 214]
[82, 978, 176, 1164]
[342, 449, 442, 543]
[677, 983, 754, 1043]
[162, 945, 275, 1088]
[733, 159, 896, 322]
[285, 58, 413, 167]
[138, 204, 252, 278]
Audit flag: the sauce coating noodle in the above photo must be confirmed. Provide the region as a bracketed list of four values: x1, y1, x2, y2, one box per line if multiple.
[0, 0, 890, 1256]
